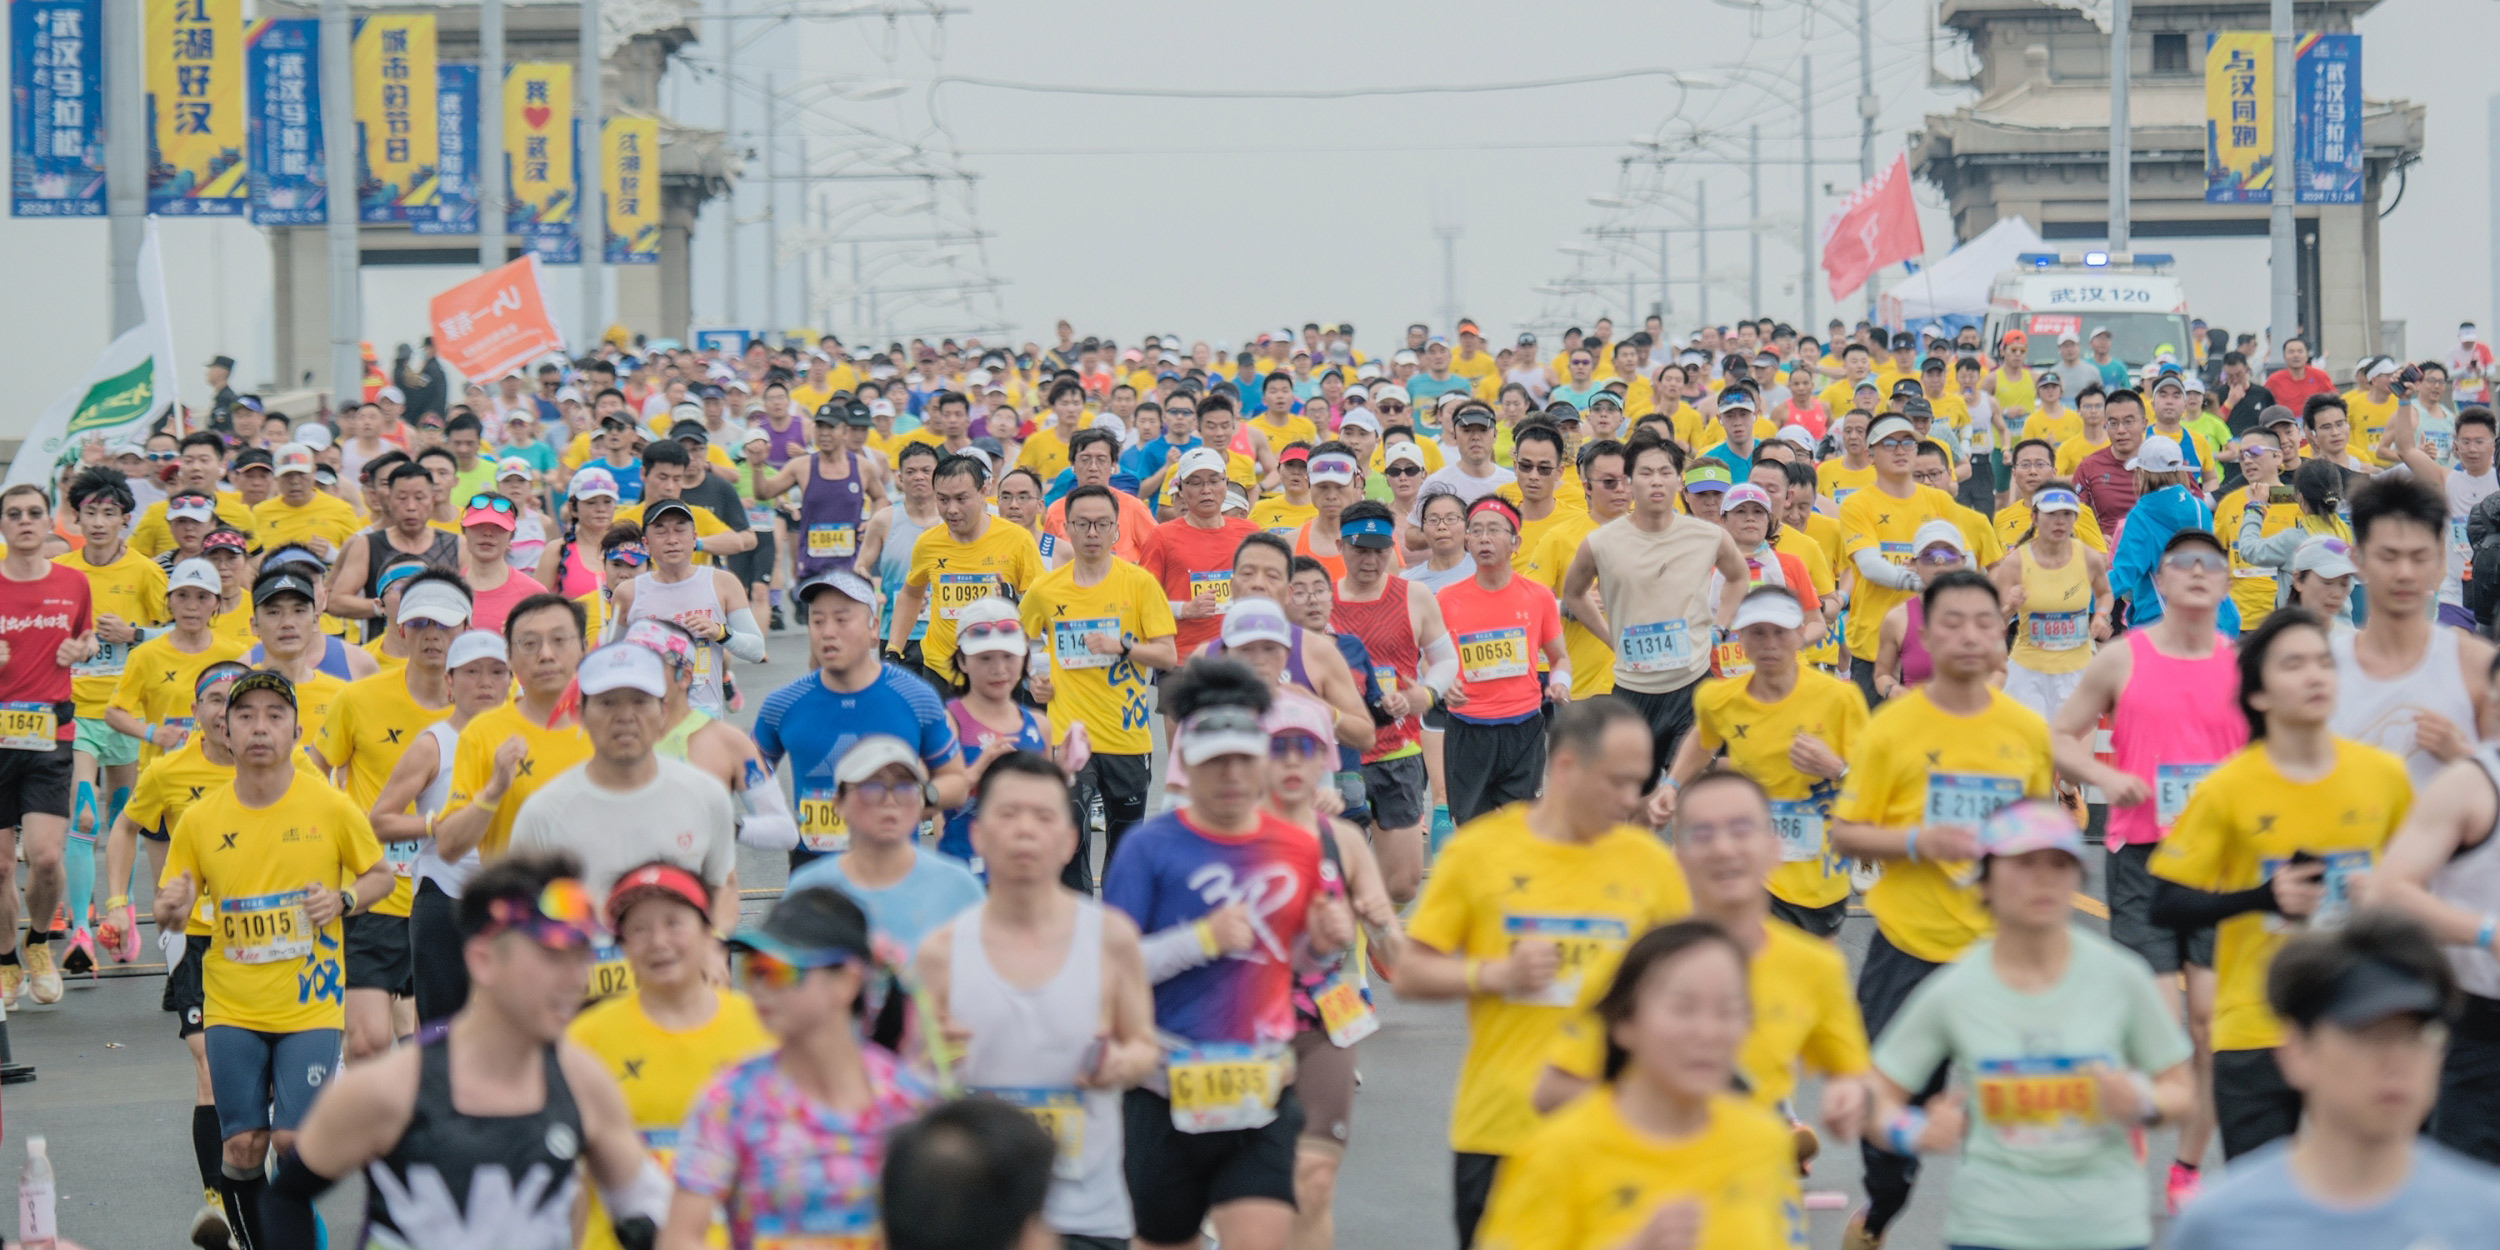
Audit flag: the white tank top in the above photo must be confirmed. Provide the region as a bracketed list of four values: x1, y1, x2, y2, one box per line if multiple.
[2443, 466, 2499, 611]
[412, 719, 479, 897]
[2330, 625, 2482, 791]
[2436, 747, 2500, 1000]
[945, 899, 1130, 1240]
[624, 568, 727, 714]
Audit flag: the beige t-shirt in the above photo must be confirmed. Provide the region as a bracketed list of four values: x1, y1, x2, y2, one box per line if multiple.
[1582, 514, 1723, 693]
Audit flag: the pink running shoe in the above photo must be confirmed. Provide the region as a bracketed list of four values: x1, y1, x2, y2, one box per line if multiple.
[2165, 1160, 2203, 1215]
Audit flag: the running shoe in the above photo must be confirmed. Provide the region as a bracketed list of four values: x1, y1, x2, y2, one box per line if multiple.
[0, 962, 21, 1011]
[97, 898, 141, 964]
[769, 605, 787, 632]
[1428, 805, 1454, 854]
[1791, 1119, 1821, 1172]
[22, 942, 62, 1004]
[61, 927, 96, 977]
[1841, 1206, 1883, 1250]
[2165, 1159, 2202, 1214]
[189, 1190, 232, 1250]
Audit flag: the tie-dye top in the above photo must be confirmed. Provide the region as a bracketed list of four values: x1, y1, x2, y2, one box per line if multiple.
[672, 1044, 936, 1249]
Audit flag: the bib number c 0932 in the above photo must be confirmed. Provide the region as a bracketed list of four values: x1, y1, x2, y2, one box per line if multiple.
[934, 573, 1002, 620]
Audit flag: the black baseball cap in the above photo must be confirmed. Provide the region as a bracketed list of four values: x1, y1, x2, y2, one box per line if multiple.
[225, 668, 296, 710]
[642, 499, 697, 530]
[251, 569, 318, 607]
[1890, 377, 1925, 398]
[233, 448, 275, 472]
[728, 885, 873, 968]
[1901, 397, 1934, 420]
[668, 419, 709, 444]
[813, 402, 844, 426]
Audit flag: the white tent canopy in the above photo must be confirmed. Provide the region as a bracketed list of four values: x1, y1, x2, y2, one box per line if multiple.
[1878, 216, 2048, 326]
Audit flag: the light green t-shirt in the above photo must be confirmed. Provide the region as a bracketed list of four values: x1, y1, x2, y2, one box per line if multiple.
[1871, 929, 2193, 1250]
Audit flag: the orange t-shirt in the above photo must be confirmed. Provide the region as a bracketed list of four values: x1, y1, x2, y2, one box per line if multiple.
[1041, 487, 1160, 565]
[1141, 516, 1263, 656]
[1434, 572, 1563, 721]
[1293, 522, 1347, 584]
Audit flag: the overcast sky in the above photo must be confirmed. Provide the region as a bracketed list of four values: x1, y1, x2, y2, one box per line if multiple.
[702, 0, 2493, 362]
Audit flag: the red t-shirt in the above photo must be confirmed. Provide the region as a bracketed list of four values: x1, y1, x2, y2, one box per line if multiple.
[1141, 516, 1262, 656]
[466, 566, 541, 636]
[0, 562, 92, 741]
[2263, 367, 2337, 410]
[1434, 571, 1562, 722]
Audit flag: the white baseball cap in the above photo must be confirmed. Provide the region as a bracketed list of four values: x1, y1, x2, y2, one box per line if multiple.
[377, 386, 406, 404]
[1728, 590, 1806, 632]
[1912, 519, 1969, 558]
[294, 423, 334, 452]
[577, 642, 669, 698]
[496, 456, 535, 482]
[1371, 384, 1412, 406]
[836, 734, 932, 787]
[2292, 534, 2357, 579]
[954, 595, 1027, 658]
[1176, 705, 1271, 766]
[1339, 409, 1381, 435]
[274, 443, 316, 476]
[2126, 434, 2188, 473]
[167, 558, 220, 597]
[446, 630, 508, 671]
[1384, 442, 1428, 469]
[1175, 447, 1230, 483]
[567, 467, 621, 501]
[1308, 453, 1360, 486]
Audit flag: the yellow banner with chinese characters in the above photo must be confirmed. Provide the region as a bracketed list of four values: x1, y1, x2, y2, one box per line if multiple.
[351, 13, 438, 217]
[505, 62, 575, 232]
[146, 0, 247, 213]
[2203, 31, 2273, 203]
[603, 114, 660, 264]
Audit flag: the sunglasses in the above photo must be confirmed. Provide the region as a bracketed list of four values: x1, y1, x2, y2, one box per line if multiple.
[465, 494, 517, 514]
[2162, 549, 2229, 573]
[1375, 402, 1408, 412]
[1384, 464, 1423, 478]
[959, 619, 1021, 643]
[1268, 735, 1326, 760]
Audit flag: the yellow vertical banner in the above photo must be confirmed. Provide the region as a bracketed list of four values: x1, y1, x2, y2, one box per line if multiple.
[603, 114, 660, 264]
[2203, 31, 2273, 203]
[351, 13, 438, 220]
[505, 61, 576, 260]
[146, 0, 247, 214]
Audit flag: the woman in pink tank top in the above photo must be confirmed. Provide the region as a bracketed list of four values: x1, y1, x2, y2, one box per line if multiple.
[2105, 628, 2248, 849]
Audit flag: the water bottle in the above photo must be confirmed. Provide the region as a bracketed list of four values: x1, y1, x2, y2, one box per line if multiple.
[1026, 639, 1051, 681]
[19, 1135, 55, 1250]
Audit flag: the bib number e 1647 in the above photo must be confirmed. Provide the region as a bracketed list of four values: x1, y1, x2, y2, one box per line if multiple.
[0, 702, 57, 752]
[1053, 619, 1119, 670]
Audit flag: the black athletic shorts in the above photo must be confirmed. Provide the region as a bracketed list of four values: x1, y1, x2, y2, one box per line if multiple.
[1443, 715, 1546, 827]
[1122, 1086, 1301, 1244]
[410, 879, 469, 1023]
[169, 933, 209, 1039]
[2105, 842, 2214, 972]
[2434, 996, 2500, 1166]
[732, 524, 776, 590]
[0, 732, 76, 827]
[345, 909, 413, 995]
[2213, 1046, 2302, 1160]
[1452, 1151, 1502, 1250]
[1361, 754, 1429, 830]
[1769, 894, 1849, 939]
[1615, 682, 1699, 785]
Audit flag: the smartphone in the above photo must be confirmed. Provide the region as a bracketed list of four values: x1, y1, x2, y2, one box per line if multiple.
[2268, 485, 2296, 505]
[1078, 1035, 1106, 1080]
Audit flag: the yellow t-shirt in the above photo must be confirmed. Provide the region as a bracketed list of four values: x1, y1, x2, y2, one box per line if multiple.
[1795, 510, 1844, 575]
[1474, 1091, 1804, 1250]
[1991, 501, 2108, 554]
[1017, 559, 1178, 758]
[568, 988, 775, 1250]
[1511, 505, 1570, 579]
[2054, 432, 2109, 478]
[250, 494, 363, 559]
[1836, 483, 1963, 657]
[361, 635, 409, 672]
[1815, 458, 1878, 508]
[2216, 486, 2300, 625]
[1692, 670, 1868, 910]
[1249, 412, 1319, 453]
[161, 772, 384, 1032]
[130, 492, 257, 559]
[2018, 409, 2083, 447]
[445, 703, 593, 859]
[1247, 496, 1317, 537]
[1833, 688, 2054, 963]
[54, 547, 168, 718]
[128, 744, 331, 937]
[277, 670, 348, 773]
[2150, 739, 2410, 1051]
[905, 518, 1046, 677]
[1524, 511, 1615, 699]
[315, 670, 455, 918]
[1405, 804, 1692, 1156]
[1819, 377, 1873, 418]
[1770, 528, 1841, 671]
[1014, 420, 1092, 482]
[110, 633, 251, 767]
[613, 499, 735, 544]
[2343, 388, 2400, 466]
[1545, 920, 1871, 1109]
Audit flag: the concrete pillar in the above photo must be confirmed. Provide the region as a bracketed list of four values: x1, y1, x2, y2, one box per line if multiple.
[659, 182, 699, 341]
[270, 229, 334, 393]
[2317, 204, 2370, 366]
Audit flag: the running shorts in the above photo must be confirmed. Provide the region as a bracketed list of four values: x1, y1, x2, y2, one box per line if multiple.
[205, 1025, 342, 1138]
[72, 716, 140, 767]
[0, 737, 74, 827]
[1360, 754, 1428, 830]
[345, 910, 414, 996]
[2104, 843, 2215, 973]
[1121, 1085, 1302, 1244]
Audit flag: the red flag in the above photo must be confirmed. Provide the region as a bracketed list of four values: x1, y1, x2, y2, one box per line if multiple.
[1820, 153, 1927, 302]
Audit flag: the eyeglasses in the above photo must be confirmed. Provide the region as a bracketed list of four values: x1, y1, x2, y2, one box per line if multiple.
[2162, 549, 2229, 573]
[465, 494, 516, 514]
[1269, 734, 1326, 760]
[1464, 524, 1516, 539]
[1068, 517, 1116, 534]
[959, 619, 1021, 644]
[1383, 464, 1423, 478]
[845, 780, 925, 806]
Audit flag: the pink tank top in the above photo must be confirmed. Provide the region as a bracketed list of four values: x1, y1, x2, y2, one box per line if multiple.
[2105, 628, 2248, 848]
[1899, 599, 1933, 687]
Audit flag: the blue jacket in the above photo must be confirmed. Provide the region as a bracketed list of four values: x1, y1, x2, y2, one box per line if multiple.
[2109, 485, 2242, 634]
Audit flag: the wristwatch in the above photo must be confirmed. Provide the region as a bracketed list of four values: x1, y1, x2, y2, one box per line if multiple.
[338, 888, 358, 920]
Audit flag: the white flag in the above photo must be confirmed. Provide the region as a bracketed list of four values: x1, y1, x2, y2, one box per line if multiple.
[4, 218, 184, 490]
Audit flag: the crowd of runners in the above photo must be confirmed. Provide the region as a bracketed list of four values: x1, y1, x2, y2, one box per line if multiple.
[4, 312, 2500, 1250]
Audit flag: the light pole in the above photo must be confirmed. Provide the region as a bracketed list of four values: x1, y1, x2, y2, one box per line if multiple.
[2269, 0, 2297, 360]
[2109, 0, 2131, 252]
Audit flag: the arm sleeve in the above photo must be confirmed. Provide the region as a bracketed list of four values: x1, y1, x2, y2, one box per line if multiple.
[1140, 923, 1219, 984]
[1852, 546, 1922, 592]
[2151, 879, 2278, 930]
[721, 607, 767, 663]
[1418, 634, 1459, 696]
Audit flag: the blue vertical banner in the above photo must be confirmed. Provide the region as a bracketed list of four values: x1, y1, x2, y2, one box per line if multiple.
[245, 17, 323, 226]
[415, 62, 476, 235]
[11, 0, 106, 217]
[2293, 32, 2361, 205]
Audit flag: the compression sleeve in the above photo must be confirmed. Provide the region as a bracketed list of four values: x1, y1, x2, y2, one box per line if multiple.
[1141, 922, 1219, 984]
[2150, 879, 2279, 931]
[1852, 547, 1923, 592]
[735, 758, 800, 851]
[1419, 633, 1459, 696]
[598, 1155, 671, 1250]
[722, 607, 768, 663]
[261, 1149, 337, 1250]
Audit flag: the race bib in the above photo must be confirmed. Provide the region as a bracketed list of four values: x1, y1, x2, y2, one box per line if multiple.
[1712, 632, 1752, 679]
[1313, 964, 1380, 1048]
[1189, 570, 1234, 606]
[750, 1204, 880, 1250]
[2154, 763, 2215, 827]
[1053, 618, 1120, 671]
[979, 1087, 1084, 1165]
[1770, 798, 1825, 863]
[589, 939, 636, 1001]
[806, 524, 857, 560]
[1167, 1042, 1286, 1134]
[1924, 772, 2023, 830]
[2025, 609, 2087, 651]
[0, 702, 57, 751]
[1619, 619, 1694, 674]
[745, 504, 775, 530]
[2264, 849, 2372, 932]
[72, 638, 128, 677]
[1975, 1056, 2108, 1150]
[934, 573, 1001, 620]
[1500, 915, 1632, 1008]
[1457, 627, 1529, 683]
[218, 890, 313, 965]
[1878, 540, 1914, 567]
[2427, 427, 2456, 462]
[383, 839, 422, 878]
[797, 785, 847, 853]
